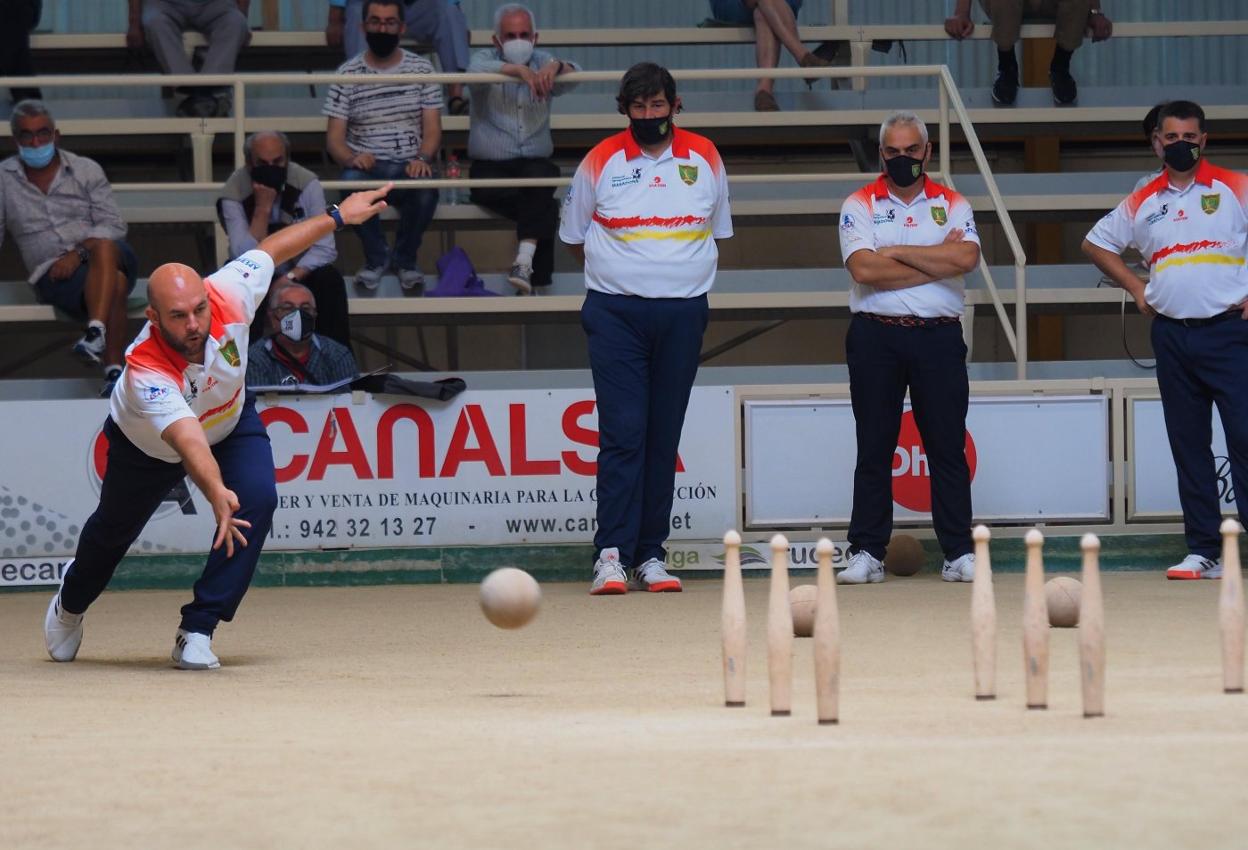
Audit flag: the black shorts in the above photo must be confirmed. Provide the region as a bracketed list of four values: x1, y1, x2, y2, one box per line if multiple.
[34, 240, 139, 321]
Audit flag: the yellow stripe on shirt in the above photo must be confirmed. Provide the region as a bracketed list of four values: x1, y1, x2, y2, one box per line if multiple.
[1154, 253, 1246, 274]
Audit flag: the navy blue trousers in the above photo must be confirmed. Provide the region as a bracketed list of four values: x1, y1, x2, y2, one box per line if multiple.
[1152, 315, 1248, 558]
[60, 398, 277, 635]
[582, 290, 708, 568]
[846, 315, 973, 561]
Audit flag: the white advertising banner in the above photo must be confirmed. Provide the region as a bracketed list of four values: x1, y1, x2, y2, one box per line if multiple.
[744, 395, 1110, 526]
[0, 387, 736, 586]
[1129, 397, 1235, 519]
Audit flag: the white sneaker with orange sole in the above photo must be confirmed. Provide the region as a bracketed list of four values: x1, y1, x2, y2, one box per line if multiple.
[1166, 554, 1221, 580]
[630, 559, 682, 592]
[590, 548, 628, 596]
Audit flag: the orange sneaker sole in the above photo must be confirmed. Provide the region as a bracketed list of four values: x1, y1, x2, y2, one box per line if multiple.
[644, 580, 683, 593]
[590, 581, 627, 596]
[1166, 569, 1203, 580]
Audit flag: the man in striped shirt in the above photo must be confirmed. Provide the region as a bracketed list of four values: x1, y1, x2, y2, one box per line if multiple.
[324, 0, 442, 291]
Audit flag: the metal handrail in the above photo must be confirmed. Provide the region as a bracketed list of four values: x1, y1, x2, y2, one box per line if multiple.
[0, 64, 1031, 376]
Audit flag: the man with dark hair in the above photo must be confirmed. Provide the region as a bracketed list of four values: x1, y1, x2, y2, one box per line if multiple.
[944, 0, 1112, 106]
[467, 3, 580, 294]
[323, 0, 442, 290]
[560, 62, 733, 596]
[218, 130, 352, 347]
[1084, 100, 1248, 581]
[0, 100, 136, 397]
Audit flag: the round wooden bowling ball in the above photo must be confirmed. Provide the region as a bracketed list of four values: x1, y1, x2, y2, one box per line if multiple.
[885, 534, 926, 576]
[1045, 576, 1082, 628]
[789, 584, 818, 637]
[479, 568, 541, 629]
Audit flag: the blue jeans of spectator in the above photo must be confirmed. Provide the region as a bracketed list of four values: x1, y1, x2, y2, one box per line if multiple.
[341, 160, 439, 271]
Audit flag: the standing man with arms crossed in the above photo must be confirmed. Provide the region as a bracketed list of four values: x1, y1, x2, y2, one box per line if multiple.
[43, 185, 392, 669]
[560, 62, 733, 596]
[1084, 100, 1248, 580]
[837, 110, 981, 585]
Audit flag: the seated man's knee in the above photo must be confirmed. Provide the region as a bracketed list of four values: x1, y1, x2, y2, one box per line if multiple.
[142, 7, 180, 34]
[87, 239, 120, 265]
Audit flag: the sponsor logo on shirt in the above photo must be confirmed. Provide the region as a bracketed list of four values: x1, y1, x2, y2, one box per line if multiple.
[872, 209, 896, 225]
[841, 213, 855, 232]
[678, 164, 699, 186]
[219, 339, 241, 367]
[930, 206, 947, 226]
[204, 376, 218, 392]
[610, 168, 642, 188]
[1201, 193, 1221, 215]
[235, 257, 261, 271]
[649, 175, 667, 189]
[142, 385, 169, 402]
[903, 215, 918, 228]
[1172, 208, 1188, 223]
[1145, 203, 1169, 226]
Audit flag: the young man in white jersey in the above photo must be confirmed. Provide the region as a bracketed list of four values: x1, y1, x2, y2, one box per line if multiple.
[43, 185, 393, 670]
[837, 111, 981, 585]
[1084, 100, 1248, 580]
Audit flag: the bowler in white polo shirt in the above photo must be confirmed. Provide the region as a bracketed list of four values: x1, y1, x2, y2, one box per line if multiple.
[837, 110, 981, 586]
[560, 62, 733, 596]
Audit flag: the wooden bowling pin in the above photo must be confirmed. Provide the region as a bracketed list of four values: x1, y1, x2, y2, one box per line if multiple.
[970, 525, 996, 701]
[1022, 528, 1049, 710]
[1220, 519, 1245, 694]
[767, 534, 794, 716]
[813, 538, 840, 725]
[721, 530, 747, 707]
[1079, 533, 1105, 718]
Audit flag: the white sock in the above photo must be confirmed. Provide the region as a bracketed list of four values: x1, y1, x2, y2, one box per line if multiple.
[87, 319, 105, 335]
[514, 241, 536, 269]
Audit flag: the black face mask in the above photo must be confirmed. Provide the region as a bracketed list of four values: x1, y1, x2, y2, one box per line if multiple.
[278, 307, 316, 343]
[884, 154, 924, 188]
[366, 31, 399, 58]
[251, 164, 287, 192]
[1162, 139, 1201, 173]
[630, 115, 671, 147]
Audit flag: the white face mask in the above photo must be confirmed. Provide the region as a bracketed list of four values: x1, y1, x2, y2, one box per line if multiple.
[500, 37, 534, 66]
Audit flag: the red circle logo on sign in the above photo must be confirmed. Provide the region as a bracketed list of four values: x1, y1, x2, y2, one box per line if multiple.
[891, 411, 977, 512]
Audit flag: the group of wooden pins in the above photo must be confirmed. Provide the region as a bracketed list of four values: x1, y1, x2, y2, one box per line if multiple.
[720, 518, 1247, 723]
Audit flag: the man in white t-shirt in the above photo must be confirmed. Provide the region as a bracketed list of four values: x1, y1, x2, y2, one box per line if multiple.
[1084, 100, 1248, 581]
[43, 185, 393, 670]
[560, 63, 733, 596]
[324, 0, 442, 291]
[837, 110, 981, 586]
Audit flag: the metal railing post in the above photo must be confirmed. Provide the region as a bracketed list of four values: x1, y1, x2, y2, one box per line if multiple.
[233, 79, 246, 170]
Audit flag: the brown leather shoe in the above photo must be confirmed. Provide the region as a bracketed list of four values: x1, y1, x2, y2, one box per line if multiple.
[800, 51, 832, 88]
[753, 90, 780, 112]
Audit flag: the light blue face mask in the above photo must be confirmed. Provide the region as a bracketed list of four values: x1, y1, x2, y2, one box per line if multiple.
[18, 142, 55, 169]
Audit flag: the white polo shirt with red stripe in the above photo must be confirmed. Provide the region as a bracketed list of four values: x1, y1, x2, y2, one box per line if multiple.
[838, 175, 980, 318]
[1086, 159, 1248, 319]
[559, 126, 733, 299]
[111, 250, 274, 462]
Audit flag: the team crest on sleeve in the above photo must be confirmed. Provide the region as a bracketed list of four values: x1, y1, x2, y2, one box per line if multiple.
[840, 214, 855, 231]
[930, 206, 948, 226]
[1201, 193, 1221, 215]
[678, 164, 699, 186]
[219, 339, 241, 367]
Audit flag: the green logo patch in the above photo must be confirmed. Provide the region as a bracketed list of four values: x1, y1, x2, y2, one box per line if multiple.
[930, 206, 947, 226]
[678, 164, 699, 186]
[1201, 193, 1221, 215]
[219, 338, 240, 367]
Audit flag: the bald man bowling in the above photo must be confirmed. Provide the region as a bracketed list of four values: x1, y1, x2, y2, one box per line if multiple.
[43, 185, 392, 670]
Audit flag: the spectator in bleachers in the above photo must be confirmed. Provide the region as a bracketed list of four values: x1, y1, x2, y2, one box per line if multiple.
[1135, 101, 1166, 192]
[217, 130, 352, 349]
[0, 0, 42, 102]
[0, 100, 136, 397]
[127, 0, 251, 118]
[467, 3, 579, 294]
[247, 281, 359, 388]
[326, 0, 470, 114]
[944, 1, 1112, 106]
[1083, 100, 1248, 581]
[836, 110, 981, 585]
[324, 0, 442, 291]
[706, 0, 833, 112]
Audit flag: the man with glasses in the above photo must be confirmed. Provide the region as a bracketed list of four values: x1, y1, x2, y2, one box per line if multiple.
[246, 281, 359, 388]
[0, 100, 137, 397]
[324, 0, 442, 291]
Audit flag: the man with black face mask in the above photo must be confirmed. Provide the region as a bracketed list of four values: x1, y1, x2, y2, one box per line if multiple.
[837, 110, 981, 587]
[1084, 100, 1248, 581]
[560, 62, 733, 597]
[246, 282, 359, 388]
[218, 130, 352, 350]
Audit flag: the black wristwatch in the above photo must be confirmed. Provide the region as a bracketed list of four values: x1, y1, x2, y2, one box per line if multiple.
[76, 246, 89, 264]
[326, 203, 346, 231]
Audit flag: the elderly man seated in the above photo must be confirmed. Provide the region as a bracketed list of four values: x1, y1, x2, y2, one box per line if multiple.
[246, 281, 360, 388]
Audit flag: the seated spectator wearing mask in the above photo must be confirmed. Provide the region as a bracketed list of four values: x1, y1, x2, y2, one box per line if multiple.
[246, 281, 359, 388]
[217, 130, 352, 348]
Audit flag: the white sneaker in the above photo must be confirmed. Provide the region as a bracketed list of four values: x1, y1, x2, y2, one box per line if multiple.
[629, 558, 682, 592]
[942, 553, 975, 583]
[507, 263, 533, 294]
[590, 548, 628, 596]
[172, 629, 220, 670]
[44, 590, 84, 662]
[354, 265, 385, 291]
[837, 550, 885, 585]
[72, 325, 105, 365]
[397, 267, 425, 291]
[1167, 553, 1222, 580]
